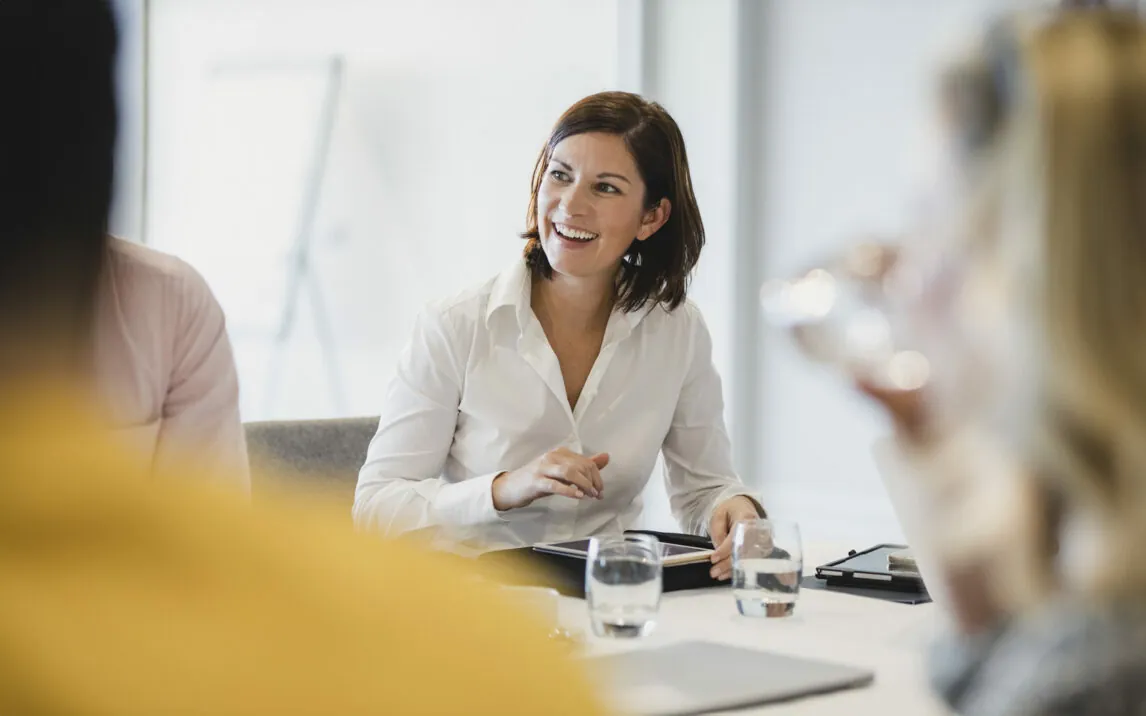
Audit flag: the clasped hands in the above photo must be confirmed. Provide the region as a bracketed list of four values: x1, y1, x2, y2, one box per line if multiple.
[492, 447, 761, 581]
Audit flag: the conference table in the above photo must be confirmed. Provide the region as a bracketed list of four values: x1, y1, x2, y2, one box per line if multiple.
[558, 543, 952, 715]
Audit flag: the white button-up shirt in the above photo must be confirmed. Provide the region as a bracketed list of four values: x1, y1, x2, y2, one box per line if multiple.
[353, 260, 758, 550]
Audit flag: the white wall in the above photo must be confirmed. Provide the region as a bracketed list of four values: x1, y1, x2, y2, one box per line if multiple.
[147, 0, 619, 421]
[628, 0, 742, 531]
[753, 0, 1017, 544]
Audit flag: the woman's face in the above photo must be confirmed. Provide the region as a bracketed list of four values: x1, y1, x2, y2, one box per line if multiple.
[536, 132, 669, 281]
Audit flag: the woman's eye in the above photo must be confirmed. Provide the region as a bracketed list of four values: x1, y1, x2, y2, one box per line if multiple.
[549, 169, 571, 182]
[595, 182, 620, 194]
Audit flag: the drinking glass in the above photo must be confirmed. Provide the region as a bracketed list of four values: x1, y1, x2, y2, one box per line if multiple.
[731, 519, 803, 618]
[585, 534, 663, 638]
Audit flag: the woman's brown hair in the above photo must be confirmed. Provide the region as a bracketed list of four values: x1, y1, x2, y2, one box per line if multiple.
[521, 91, 704, 313]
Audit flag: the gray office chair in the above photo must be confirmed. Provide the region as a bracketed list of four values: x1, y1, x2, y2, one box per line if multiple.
[245, 416, 378, 507]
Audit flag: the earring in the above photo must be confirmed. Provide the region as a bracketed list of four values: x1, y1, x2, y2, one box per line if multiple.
[624, 240, 643, 267]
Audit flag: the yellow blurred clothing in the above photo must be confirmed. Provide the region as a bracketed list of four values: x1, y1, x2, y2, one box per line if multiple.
[0, 384, 606, 715]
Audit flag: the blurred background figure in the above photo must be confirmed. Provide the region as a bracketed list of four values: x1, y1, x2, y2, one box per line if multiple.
[95, 235, 249, 488]
[0, 2, 604, 713]
[859, 8, 1146, 714]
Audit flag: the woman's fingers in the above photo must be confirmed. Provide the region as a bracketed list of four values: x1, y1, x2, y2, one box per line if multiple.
[709, 515, 731, 550]
[710, 529, 735, 581]
[710, 555, 733, 581]
[541, 461, 598, 498]
[573, 459, 603, 495]
[543, 455, 603, 498]
[586, 460, 605, 494]
[710, 533, 734, 564]
[537, 477, 584, 500]
[587, 462, 604, 496]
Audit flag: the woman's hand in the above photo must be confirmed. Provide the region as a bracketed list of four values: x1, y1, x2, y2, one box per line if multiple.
[491, 448, 609, 511]
[860, 379, 1029, 635]
[707, 496, 763, 581]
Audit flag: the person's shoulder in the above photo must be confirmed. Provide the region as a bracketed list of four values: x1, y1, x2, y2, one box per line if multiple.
[107, 237, 201, 284]
[418, 270, 506, 339]
[426, 275, 498, 319]
[102, 239, 226, 344]
[106, 238, 218, 306]
[640, 298, 708, 335]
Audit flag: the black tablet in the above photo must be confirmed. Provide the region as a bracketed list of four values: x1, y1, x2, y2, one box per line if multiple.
[533, 539, 714, 566]
[814, 543, 925, 593]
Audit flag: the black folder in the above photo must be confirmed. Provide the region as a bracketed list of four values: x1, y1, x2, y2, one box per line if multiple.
[476, 530, 722, 598]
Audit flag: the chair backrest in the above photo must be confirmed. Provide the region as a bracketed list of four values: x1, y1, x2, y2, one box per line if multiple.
[245, 417, 378, 506]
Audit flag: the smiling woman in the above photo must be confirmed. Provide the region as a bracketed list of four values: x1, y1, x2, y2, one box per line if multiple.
[522, 92, 704, 314]
[354, 91, 762, 573]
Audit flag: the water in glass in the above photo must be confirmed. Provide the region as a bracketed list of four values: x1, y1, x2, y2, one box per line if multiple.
[731, 519, 803, 618]
[732, 556, 802, 617]
[585, 535, 662, 638]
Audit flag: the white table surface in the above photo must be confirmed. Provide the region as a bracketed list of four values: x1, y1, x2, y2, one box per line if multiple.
[561, 543, 952, 715]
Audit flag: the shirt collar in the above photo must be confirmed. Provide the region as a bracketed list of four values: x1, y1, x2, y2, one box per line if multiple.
[484, 259, 653, 338]
[484, 260, 531, 331]
[611, 301, 650, 342]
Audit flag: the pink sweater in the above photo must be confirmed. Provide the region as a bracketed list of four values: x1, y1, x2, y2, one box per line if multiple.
[94, 239, 249, 490]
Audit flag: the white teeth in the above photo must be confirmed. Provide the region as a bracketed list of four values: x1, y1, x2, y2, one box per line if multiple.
[555, 223, 598, 241]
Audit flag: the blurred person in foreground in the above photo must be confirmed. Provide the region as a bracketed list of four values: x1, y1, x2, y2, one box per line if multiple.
[0, 2, 604, 714]
[864, 9, 1146, 715]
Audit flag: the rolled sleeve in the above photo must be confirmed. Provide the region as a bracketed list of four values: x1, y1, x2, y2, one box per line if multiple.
[661, 304, 763, 535]
[353, 309, 512, 537]
[428, 471, 505, 528]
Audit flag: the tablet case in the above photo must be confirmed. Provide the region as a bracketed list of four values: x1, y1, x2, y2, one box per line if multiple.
[814, 543, 927, 594]
[477, 530, 721, 598]
[799, 575, 931, 605]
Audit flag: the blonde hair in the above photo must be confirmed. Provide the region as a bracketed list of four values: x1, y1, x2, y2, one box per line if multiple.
[949, 10, 1146, 605]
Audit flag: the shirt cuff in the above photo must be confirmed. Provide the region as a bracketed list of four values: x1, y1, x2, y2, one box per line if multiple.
[704, 487, 767, 533]
[430, 472, 509, 529]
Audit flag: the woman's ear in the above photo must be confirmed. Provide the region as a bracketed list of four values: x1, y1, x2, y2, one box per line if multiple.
[636, 198, 671, 241]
